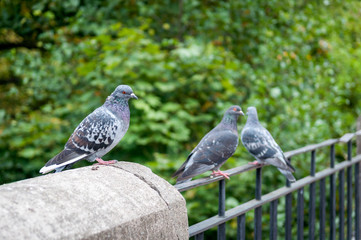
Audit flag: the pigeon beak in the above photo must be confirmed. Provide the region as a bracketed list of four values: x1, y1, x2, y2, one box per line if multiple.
[240, 111, 245, 116]
[130, 93, 138, 99]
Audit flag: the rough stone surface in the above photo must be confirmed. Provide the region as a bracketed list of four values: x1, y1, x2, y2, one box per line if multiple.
[0, 162, 188, 240]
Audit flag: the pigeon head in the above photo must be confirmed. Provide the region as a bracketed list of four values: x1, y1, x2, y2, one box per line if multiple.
[225, 105, 244, 117]
[111, 85, 138, 100]
[221, 105, 244, 123]
[246, 106, 259, 122]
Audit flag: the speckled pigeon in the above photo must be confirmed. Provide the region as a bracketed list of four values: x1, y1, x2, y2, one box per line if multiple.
[241, 107, 296, 182]
[39, 85, 138, 174]
[172, 106, 244, 184]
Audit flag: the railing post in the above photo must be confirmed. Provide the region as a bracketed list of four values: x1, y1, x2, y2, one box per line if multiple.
[356, 116, 361, 240]
[339, 169, 345, 240]
[218, 179, 226, 240]
[285, 157, 292, 240]
[329, 144, 336, 240]
[357, 116, 361, 155]
[297, 188, 304, 240]
[309, 151, 316, 240]
[346, 140, 352, 240]
[194, 232, 204, 240]
[269, 199, 278, 240]
[254, 168, 262, 240]
[237, 214, 246, 240]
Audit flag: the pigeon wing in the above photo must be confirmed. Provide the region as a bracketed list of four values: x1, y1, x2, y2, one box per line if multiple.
[241, 127, 278, 158]
[40, 107, 121, 174]
[242, 126, 294, 170]
[65, 107, 120, 154]
[176, 130, 238, 181]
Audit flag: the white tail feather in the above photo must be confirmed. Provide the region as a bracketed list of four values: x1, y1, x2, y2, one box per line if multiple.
[39, 154, 88, 174]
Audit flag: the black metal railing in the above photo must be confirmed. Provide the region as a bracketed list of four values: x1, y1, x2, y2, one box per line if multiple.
[175, 130, 361, 239]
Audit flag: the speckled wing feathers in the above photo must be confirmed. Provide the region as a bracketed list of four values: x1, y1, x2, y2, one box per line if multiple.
[65, 108, 119, 155]
[241, 127, 281, 163]
[40, 107, 123, 174]
[174, 129, 239, 181]
[241, 121, 296, 182]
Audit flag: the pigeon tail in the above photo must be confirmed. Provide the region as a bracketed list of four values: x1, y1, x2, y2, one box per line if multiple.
[39, 150, 88, 174]
[55, 166, 66, 173]
[55, 163, 76, 173]
[278, 168, 296, 182]
[172, 152, 194, 178]
[176, 178, 192, 184]
[172, 161, 188, 178]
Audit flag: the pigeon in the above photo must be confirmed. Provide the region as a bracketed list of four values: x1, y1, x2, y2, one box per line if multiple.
[241, 107, 296, 182]
[39, 85, 138, 174]
[172, 106, 244, 184]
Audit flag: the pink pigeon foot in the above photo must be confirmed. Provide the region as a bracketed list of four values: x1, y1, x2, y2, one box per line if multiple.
[248, 160, 263, 166]
[95, 158, 118, 165]
[211, 170, 230, 180]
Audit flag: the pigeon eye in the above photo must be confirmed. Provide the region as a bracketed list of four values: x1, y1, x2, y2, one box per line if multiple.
[233, 107, 237, 111]
[122, 91, 126, 94]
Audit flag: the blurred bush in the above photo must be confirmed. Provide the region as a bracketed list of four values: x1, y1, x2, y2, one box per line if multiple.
[1, 0, 361, 239]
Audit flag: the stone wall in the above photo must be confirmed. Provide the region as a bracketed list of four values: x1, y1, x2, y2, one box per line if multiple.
[0, 162, 188, 239]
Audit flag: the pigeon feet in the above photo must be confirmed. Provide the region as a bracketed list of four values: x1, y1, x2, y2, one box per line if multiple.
[248, 160, 263, 166]
[91, 158, 118, 170]
[211, 170, 230, 180]
[95, 158, 118, 165]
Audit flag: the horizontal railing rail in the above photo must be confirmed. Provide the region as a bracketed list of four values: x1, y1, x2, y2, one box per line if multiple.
[188, 154, 361, 237]
[175, 129, 361, 239]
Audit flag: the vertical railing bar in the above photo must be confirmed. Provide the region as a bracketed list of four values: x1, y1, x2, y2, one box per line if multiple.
[347, 140, 352, 161]
[297, 188, 304, 240]
[330, 144, 336, 240]
[311, 150, 316, 176]
[286, 157, 292, 187]
[194, 232, 204, 240]
[309, 150, 316, 240]
[285, 157, 292, 240]
[255, 168, 262, 200]
[346, 140, 352, 240]
[330, 144, 335, 168]
[309, 182, 316, 240]
[218, 179, 226, 240]
[237, 214, 246, 240]
[355, 162, 360, 240]
[356, 116, 361, 240]
[339, 169, 345, 240]
[254, 168, 262, 240]
[218, 179, 226, 216]
[270, 199, 278, 240]
[285, 193, 292, 240]
[254, 207, 262, 240]
[319, 178, 326, 240]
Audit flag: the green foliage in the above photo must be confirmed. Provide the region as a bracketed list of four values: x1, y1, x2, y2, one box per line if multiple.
[1, 0, 361, 239]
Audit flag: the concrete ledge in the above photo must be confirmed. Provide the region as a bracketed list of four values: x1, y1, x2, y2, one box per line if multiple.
[0, 162, 188, 239]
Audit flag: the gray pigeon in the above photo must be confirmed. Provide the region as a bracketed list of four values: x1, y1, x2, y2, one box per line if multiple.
[172, 106, 244, 184]
[241, 107, 296, 182]
[39, 85, 138, 174]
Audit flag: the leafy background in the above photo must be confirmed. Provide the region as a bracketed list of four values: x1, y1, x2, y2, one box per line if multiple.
[1, 0, 361, 239]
